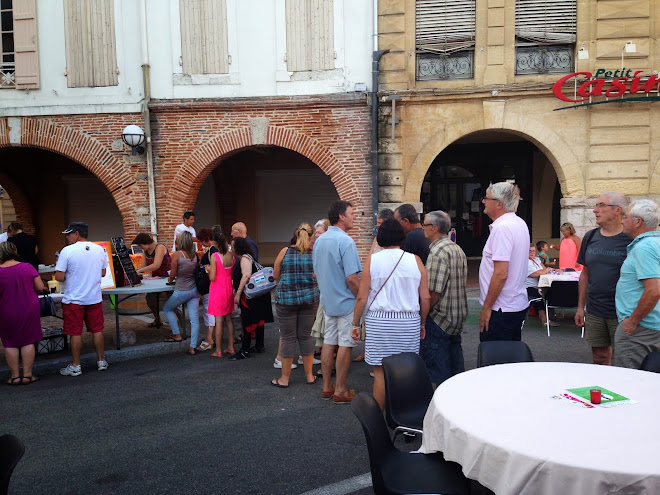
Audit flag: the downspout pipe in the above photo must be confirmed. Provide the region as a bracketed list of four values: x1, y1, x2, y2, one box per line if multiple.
[371, 49, 388, 235]
[139, 0, 158, 239]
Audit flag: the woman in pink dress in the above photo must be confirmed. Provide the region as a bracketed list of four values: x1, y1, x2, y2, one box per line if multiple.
[0, 241, 45, 384]
[551, 222, 582, 270]
[207, 232, 236, 357]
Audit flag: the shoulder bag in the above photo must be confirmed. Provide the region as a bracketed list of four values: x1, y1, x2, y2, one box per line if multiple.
[360, 251, 405, 341]
[243, 255, 277, 299]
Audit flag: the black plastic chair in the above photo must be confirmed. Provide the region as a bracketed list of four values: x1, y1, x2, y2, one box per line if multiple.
[0, 434, 25, 495]
[544, 280, 584, 338]
[382, 352, 434, 441]
[640, 351, 660, 373]
[477, 341, 534, 368]
[351, 392, 470, 495]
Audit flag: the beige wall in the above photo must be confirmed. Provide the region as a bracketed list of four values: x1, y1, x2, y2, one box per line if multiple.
[377, 0, 660, 237]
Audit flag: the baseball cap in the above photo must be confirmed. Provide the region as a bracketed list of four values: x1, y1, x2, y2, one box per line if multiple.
[62, 222, 89, 235]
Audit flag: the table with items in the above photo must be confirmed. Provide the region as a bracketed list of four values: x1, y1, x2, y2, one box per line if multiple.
[420, 362, 660, 495]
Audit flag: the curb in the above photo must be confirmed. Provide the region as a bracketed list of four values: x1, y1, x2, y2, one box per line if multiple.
[1, 340, 190, 377]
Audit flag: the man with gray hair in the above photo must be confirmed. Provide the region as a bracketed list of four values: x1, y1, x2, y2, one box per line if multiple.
[421, 210, 468, 386]
[478, 182, 529, 341]
[575, 193, 630, 365]
[613, 199, 660, 369]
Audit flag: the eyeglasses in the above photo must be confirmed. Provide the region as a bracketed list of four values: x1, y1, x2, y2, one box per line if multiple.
[595, 203, 619, 209]
[422, 223, 435, 228]
[481, 197, 499, 202]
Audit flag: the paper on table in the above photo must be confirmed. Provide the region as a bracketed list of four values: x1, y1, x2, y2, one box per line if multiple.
[566, 386, 638, 408]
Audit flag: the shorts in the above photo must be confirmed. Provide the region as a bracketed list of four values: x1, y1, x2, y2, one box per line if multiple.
[63, 302, 104, 336]
[584, 312, 618, 348]
[323, 311, 355, 348]
[201, 293, 215, 327]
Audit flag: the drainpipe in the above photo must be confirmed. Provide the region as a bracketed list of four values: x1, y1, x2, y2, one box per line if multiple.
[139, 0, 158, 239]
[371, 0, 388, 235]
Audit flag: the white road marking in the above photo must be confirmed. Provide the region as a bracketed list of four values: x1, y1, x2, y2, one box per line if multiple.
[299, 473, 372, 495]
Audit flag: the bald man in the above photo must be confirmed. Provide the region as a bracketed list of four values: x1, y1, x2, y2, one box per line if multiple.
[231, 222, 259, 262]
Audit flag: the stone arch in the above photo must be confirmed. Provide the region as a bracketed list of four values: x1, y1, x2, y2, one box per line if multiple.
[0, 117, 140, 237]
[0, 172, 34, 233]
[161, 125, 364, 229]
[403, 110, 586, 202]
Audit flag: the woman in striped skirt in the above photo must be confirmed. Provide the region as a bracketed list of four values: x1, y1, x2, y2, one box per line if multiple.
[351, 219, 431, 410]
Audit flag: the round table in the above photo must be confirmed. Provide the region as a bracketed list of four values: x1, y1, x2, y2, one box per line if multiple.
[537, 271, 580, 288]
[420, 362, 660, 495]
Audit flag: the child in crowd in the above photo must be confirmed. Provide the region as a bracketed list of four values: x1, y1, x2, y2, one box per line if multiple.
[536, 240, 556, 268]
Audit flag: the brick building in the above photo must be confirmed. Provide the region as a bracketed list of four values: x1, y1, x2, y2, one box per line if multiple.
[0, 0, 375, 264]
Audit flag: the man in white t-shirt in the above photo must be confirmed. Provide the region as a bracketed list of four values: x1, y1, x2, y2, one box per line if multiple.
[55, 222, 109, 376]
[172, 211, 197, 251]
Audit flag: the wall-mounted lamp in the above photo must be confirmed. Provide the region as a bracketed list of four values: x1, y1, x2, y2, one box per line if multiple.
[622, 40, 637, 70]
[121, 124, 145, 155]
[578, 42, 589, 60]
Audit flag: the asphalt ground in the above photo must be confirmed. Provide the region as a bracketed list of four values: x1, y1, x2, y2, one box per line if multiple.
[2, 299, 592, 494]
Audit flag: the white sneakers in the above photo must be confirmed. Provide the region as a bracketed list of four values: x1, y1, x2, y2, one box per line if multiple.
[273, 358, 297, 369]
[298, 355, 322, 365]
[60, 364, 82, 376]
[60, 358, 109, 376]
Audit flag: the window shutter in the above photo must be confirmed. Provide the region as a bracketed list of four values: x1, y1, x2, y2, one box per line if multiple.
[515, 0, 576, 45]
[13, 0, 39, 89]
[415, 0, 476, 55]
[64, 0, 118, 88]
[180, 0, 229, 75]
[285, 0, 334, 71]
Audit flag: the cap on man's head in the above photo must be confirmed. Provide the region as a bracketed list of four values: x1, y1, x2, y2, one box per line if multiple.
[62, 222, 89, 235]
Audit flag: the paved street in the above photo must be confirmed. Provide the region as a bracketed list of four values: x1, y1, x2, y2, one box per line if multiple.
[3, 301, 591, 494]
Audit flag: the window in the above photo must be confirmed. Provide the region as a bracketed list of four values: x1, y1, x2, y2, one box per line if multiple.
[415, 0, 476, 81]
[179, 0, 229, 75]
[1, 0, 39, 89]
[515, 0, 576, 75]
[64, 0, 118, 88]
[285, 0, 334, 72]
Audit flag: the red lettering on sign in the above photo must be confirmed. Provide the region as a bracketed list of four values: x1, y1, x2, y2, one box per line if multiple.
[577, 79, 605, 98]
[553, 69, 659, 104]
[605, 77, 628, 98]
[552, 72, 592, 102]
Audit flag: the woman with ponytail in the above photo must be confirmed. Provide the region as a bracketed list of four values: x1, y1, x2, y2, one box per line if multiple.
[270, 223, 320, 388]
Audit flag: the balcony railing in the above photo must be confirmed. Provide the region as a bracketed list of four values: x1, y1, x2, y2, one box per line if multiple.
[1, 62, 15, 88]
[515, 45, 573, 75]
[417, 51, 474, 81]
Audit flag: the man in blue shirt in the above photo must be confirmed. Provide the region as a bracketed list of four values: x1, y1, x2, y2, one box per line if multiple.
[614, 199, 660, 369]
[313, 200, 361, 403]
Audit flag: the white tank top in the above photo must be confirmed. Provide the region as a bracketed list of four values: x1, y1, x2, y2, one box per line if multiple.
[367, 248, 421, 313]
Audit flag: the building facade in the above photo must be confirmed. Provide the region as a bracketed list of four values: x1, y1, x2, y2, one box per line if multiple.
[0, 0, 375, 264]
[377, 0, 660, 256]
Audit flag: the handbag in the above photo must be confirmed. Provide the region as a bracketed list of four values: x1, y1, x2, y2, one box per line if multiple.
[194, 253, 211, 295]
[40, 293, 57, 317]
[360, 251, 405, 341]
[243, 255, 276, 299]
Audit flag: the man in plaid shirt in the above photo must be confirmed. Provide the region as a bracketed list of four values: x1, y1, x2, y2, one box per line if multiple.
[420, 210, 468, 386]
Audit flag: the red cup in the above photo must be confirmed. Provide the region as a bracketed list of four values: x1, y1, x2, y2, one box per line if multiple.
[590, 389, 601, 404]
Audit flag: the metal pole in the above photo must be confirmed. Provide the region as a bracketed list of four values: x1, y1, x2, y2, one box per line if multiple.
[371, 49, 389, 235]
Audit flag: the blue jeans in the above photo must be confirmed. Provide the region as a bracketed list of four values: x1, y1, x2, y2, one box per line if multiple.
[420, 317, 465, 386]
[163, 288, 200, 348]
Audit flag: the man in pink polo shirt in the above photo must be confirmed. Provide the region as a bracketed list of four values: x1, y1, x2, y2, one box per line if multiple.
[479, 182, 530, 341]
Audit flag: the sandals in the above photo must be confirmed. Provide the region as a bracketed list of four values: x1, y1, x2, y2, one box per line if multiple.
[197, 341, 212, 351]
[271, 378, 289, 388]
[22, 376, 38, 385]
[306, 375, 318, 385]
[147, 320, 162, 328]
[223, 348, 236, 355]
[164, 337, 183, 343]
[211, 350, 224, 358]
[6, 376, 21, 386]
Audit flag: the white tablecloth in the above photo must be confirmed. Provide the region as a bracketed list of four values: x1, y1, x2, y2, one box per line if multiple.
[420, 362, 660, 495]
[538, 271, 581, 288]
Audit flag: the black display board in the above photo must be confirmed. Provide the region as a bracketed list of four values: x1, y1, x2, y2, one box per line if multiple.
[111, 237, 142, 287]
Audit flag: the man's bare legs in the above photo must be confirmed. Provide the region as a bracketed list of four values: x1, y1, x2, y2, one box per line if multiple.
[334, 346, 352, 397]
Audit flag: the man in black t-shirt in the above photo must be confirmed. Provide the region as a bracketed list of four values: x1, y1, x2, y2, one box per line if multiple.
[7, 222, 39, 269]
[394, 203, 430, 264]
[575, 193, 631, 366]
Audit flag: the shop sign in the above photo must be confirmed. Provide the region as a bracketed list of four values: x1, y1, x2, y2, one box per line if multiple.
[552, 69, 660, 110]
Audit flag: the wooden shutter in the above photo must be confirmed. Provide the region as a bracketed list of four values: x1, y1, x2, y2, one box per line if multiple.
[64, 0, 118, 88]
[515, 0, 576, 44]
[415, 0, 476, 55]
[13, 0, 39, 89]
[285, 0, 334, 71]
[180, 0, 229, 75]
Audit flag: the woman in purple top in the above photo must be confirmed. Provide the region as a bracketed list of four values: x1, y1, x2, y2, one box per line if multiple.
[0, 241, 45, 384]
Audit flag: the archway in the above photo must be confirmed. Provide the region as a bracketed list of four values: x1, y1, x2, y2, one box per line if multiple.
[420, 131, 561, 257]
[0, 147, 124, 264]
[193, 146, 340, 264]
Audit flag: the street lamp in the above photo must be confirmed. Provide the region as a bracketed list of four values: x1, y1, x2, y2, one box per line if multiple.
[121, 124, 146, 155]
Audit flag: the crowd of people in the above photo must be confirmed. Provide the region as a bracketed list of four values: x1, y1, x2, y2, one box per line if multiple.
[1, 186, 659, 399]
